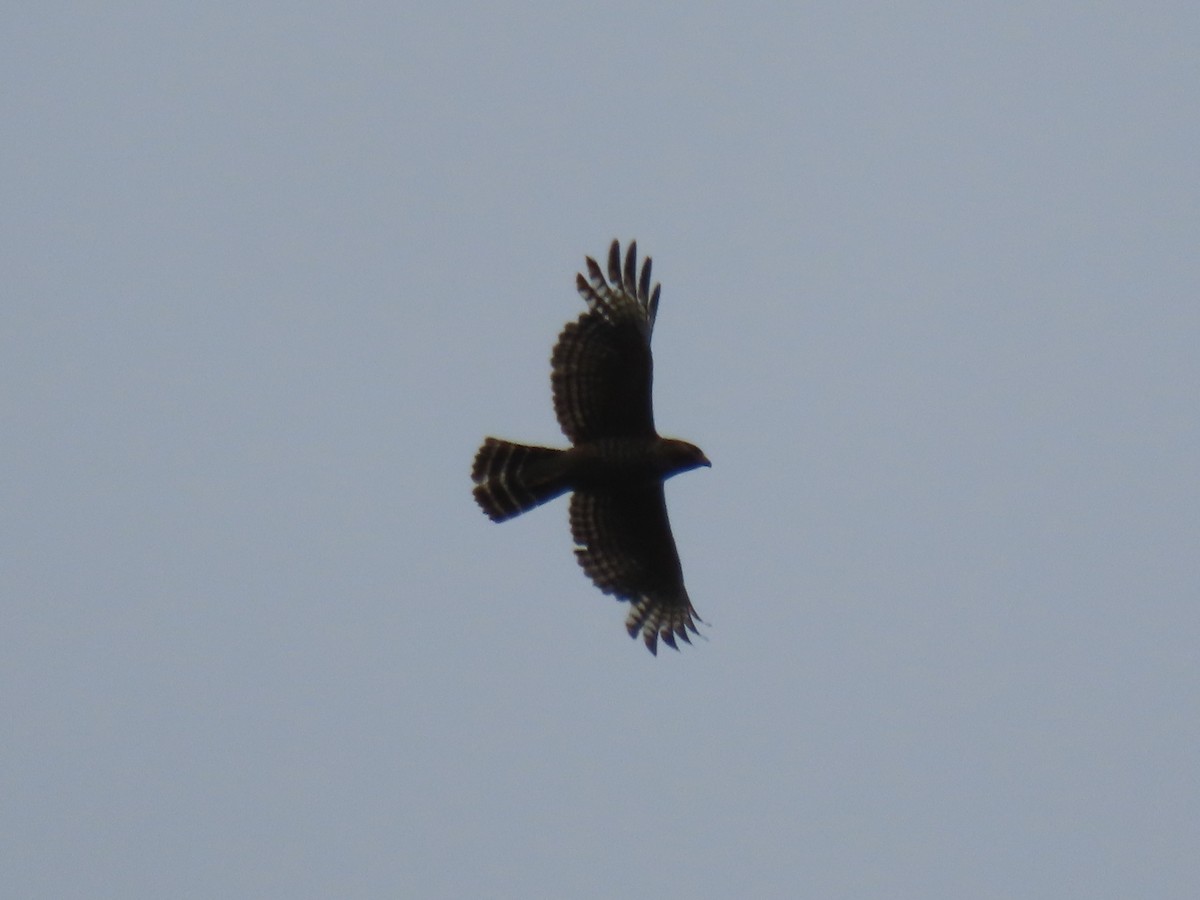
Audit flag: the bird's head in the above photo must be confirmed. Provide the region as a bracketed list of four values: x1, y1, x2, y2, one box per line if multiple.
[660, 438, 711, 477]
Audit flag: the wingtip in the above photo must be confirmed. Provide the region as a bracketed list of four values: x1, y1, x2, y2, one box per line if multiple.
[607, 240, 621, 283]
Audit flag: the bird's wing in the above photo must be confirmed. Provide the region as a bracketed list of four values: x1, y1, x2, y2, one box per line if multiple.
[570, 484, 701, 654]
[552, 240, 659, 443]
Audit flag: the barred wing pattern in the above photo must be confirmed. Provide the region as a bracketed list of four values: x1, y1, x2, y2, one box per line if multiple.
[570, 486, 701, 653]
[552, 241, 658, 443]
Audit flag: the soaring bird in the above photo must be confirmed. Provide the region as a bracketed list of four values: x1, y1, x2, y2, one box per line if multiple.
[472, 240, 709, 653]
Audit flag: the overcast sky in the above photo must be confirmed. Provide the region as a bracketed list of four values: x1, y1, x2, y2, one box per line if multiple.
[4, 4, 1198, 898]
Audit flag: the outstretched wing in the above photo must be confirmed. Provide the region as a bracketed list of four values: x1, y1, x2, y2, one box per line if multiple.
[569, 485, 701, 654]
[552, 240, 661, 443]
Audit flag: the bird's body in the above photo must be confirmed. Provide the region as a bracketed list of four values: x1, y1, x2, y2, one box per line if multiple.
[472, 241, 709, 654]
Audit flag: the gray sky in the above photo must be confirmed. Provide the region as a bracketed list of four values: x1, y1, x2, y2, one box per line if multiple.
[4, 4, 1198, 898]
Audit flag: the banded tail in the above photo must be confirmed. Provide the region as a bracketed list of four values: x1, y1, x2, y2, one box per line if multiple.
[472, 438, 571, 522]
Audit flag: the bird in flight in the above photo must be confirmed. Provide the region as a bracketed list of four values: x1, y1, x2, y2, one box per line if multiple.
[472, 240, 710, 654]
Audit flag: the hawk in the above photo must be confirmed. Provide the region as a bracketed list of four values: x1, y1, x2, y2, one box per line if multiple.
[472, 240, 709, 654]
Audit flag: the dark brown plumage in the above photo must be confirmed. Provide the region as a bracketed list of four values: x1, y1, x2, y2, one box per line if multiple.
[472, 240, 709, 654]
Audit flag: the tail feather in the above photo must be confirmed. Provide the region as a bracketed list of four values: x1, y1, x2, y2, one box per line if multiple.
[472, 438, 570, 522]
